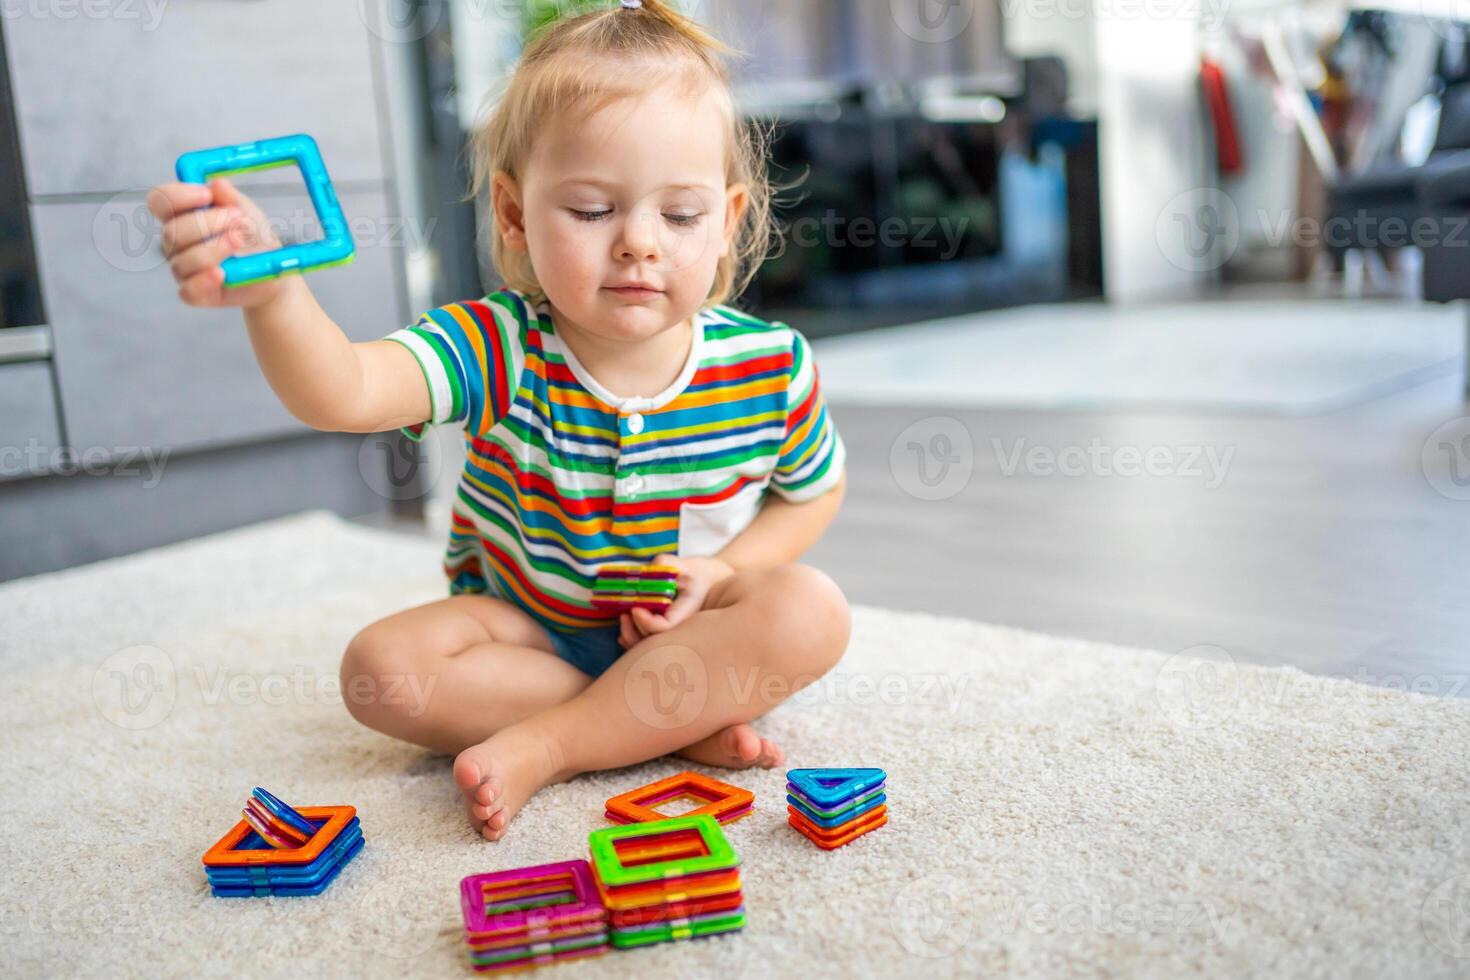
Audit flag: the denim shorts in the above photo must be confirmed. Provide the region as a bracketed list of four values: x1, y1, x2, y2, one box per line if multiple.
[545, 623, 626, 678]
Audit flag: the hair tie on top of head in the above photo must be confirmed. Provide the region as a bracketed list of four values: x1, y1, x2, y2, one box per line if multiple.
[621, 0, 642, 8]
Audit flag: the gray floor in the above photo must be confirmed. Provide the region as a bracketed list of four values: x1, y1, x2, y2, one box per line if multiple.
[810, 373, 1470, 695]
[357, 318, 1470, 698]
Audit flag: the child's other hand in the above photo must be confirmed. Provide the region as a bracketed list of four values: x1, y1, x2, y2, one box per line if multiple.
[146, 176, 286, 310]
[617, 554, 735, 648]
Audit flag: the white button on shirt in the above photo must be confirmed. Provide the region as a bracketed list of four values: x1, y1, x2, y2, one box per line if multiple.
[626, 412, 645, 435]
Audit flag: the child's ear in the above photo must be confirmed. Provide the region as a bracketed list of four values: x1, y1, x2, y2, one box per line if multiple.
[721, 182, 750, 258]
[491, 171, 529, 252]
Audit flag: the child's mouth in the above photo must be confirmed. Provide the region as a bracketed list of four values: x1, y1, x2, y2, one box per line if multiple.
[605, 286, 662, 301]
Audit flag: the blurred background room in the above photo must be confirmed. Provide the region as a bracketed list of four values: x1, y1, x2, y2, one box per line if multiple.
[3, 0, 1468, 687]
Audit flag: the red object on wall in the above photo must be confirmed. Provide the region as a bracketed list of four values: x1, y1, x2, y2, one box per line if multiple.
[1201, 57, 1245, 175]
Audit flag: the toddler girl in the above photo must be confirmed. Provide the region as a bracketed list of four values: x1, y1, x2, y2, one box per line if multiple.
[148, 0, 849, 841]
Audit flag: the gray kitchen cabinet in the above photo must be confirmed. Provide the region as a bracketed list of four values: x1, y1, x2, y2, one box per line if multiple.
[0, 1, 427, 582]
[0, 360, 62, 479]
[2, 0, 390, 197]
[30, 187, 410, 455]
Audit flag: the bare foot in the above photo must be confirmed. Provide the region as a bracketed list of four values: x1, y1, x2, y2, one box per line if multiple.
[453, 727, 569, 841]
[676, 723, 785, 770]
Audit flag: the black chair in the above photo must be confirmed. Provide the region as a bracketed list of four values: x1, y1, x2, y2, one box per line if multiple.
[1415, 94, 1470, 303]
[1415, 63, 1470, 397]
[1326, 35, 1470, 395]
[1324, 39, 1466, 258]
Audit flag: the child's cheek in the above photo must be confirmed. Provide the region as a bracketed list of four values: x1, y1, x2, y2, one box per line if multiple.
[535, 221, 603, 290]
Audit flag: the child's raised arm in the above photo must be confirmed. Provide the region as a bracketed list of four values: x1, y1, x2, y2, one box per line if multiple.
[146, 178, 429, 434]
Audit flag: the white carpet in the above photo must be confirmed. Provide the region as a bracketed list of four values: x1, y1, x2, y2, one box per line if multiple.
[3, 511, 1470, 978]
[813, 295, 1466, 416]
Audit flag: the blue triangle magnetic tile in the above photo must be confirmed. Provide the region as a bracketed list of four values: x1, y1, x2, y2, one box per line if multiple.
[786, 768, 886, 808]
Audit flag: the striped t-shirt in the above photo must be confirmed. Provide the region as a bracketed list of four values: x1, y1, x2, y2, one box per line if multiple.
[383, 286, 846, 636]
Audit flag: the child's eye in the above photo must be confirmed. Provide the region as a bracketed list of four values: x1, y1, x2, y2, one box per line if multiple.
[569, 208, 703, 226]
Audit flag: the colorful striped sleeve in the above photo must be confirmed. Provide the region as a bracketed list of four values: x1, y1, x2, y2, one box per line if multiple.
[382, 300, 510, 441]
[770, 326, 846, 502]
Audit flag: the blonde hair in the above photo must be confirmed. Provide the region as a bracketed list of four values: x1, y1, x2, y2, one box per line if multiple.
[468, 0, 776, 310]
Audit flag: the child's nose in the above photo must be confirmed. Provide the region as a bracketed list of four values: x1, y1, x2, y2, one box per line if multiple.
[617, 210, 663, 262]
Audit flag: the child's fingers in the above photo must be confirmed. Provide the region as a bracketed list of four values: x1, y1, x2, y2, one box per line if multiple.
[177, 266, 226, 307]
[145, 182, 213, 223]
[208, 176, 248, 210]
[161, 206, 240, 259]
[618, 613, 641, 649]
[176, 267, 281, 309]
[168, 226, 241, 283]
[211, 279, 285, 310]
[659, 589, 702, 626]
[630, 606, 668, 635]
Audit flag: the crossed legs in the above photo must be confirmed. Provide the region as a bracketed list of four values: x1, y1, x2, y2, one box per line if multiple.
[340, 564, 850, 840]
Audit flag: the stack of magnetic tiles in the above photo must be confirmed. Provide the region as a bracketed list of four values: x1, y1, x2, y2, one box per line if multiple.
[457, 817, 745, 970]
[589, 813, 746, 949]
[786, 767, 888, 850]
[201, 788, 364, 897]
[459, 860, 611, 973]
[591, 563, 678, 614]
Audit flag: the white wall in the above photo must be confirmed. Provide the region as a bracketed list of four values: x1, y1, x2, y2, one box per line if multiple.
[1001, 3, 1215, 301]
[1094, 10, 1210, 301]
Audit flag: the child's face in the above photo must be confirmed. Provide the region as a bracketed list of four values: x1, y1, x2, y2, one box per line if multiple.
[496, 84, 747, 343]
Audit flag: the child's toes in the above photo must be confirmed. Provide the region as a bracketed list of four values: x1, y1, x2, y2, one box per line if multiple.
[482, 812, 511, 842]
[474, 778, 499, 808]
[452, 753, 483, 794]
[728, 725, 762, 763]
